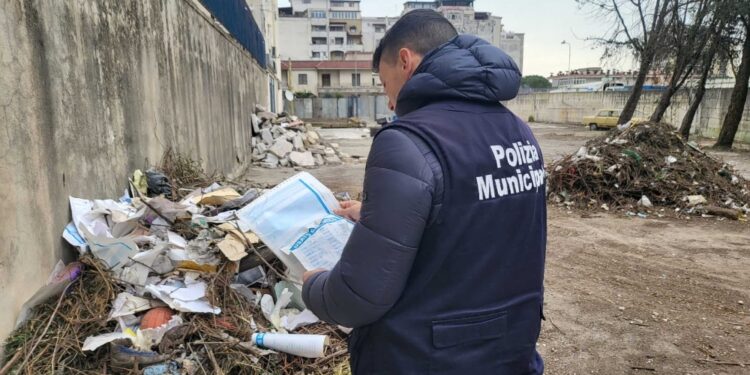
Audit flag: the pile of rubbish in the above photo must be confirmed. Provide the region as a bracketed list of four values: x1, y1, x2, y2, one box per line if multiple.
[547, 122, 750, 220]
[3, 153, 351, 374]
[250, 105, 350, 169]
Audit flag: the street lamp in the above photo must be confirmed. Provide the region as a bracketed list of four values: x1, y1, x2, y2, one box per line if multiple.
[561, 40, 571, 73]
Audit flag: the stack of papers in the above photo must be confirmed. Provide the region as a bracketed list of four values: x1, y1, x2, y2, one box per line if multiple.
[237, 173, 353, 281]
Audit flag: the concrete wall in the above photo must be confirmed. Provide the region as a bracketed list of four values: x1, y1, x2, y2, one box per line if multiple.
[245, 0, 284, 113]
[290, 95, 390, 120]
[505, 89, 750, 143]
[0, 0, 268, 347]
[291, 68, 320, 94]
[278, 16, 311, 60]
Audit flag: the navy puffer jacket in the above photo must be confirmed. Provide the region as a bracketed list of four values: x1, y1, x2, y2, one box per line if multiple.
[304, 35, 546, 374]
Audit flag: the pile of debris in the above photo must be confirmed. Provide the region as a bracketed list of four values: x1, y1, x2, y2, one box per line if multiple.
[547, 122, 750, 220]
[250, 105, 348, 169]
[2, 153, 350, 374]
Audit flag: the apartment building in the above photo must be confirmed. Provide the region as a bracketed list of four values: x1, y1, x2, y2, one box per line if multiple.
[278, 0, 365, 61]
[363, 0, 525, 72]
[278, 0, 525, 96]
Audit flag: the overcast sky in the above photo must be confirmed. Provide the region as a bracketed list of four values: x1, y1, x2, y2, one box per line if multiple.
[278, 0, 638, 76]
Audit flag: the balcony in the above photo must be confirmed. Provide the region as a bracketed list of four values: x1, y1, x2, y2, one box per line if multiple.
[329, 11, 360, 20]
[339, 44, 364, 53]
[318, 86, 383, 95]
[328, 30, 347, 38]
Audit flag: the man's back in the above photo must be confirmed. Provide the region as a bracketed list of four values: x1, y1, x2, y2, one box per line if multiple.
[302, 21, 547, 375]
[350, 98, 546, 374]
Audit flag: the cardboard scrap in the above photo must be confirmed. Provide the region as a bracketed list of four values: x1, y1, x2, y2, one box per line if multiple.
[188, 187, 241, 206]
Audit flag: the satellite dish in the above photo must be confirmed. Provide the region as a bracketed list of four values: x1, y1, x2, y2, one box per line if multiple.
[284, 90, 294, 101]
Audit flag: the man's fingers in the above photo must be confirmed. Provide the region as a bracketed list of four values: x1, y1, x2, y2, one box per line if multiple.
[339, 200, 360, 209]
[339, 200, 355, 209]
[334, 209, 354, 220]
[303, 269, 326, 283]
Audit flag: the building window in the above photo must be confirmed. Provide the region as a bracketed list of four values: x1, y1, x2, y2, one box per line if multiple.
[312, 25, 327, 31]
[298, 74, 308, 85]
[352, 73, 361, 87]
[374, 24, 386, 32]
[334, 37, 344, 45]
[312, 37, 327, 45]
[330, 25, 344, 31]
[311, 10, 326, 18]
[330, 11, 357, 19]
[349, 25, 357, 33]
[303, 0, 311, 3]
[312, 52, 321, 58]
[322, 74, 331, 87]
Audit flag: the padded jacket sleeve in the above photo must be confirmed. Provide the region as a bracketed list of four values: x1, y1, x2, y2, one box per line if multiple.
[302, 127, 435, 327]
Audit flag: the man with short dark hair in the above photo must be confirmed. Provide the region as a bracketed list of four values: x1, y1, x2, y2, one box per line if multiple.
[302, 9, 546, 374]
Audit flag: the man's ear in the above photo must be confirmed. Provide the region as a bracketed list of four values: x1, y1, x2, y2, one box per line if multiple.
[398, 48, 421, 76]
[398, 48, 412, 71]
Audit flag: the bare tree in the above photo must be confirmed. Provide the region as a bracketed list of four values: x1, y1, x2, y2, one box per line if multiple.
[714, 3, 750, 149]
[650, 0, 713, 122]
[679, 1, 734, 139]
[578, 0, 676, 124]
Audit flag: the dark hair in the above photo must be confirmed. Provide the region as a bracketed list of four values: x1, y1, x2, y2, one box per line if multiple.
[372, 9, 457, 72]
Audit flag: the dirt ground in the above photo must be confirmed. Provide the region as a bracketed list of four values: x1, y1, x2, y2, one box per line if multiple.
[242, 123, 750, 374]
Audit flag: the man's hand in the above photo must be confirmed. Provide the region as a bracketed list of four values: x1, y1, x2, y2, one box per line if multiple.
[303, 268, 326, 284]
[334, 200, 362, 222]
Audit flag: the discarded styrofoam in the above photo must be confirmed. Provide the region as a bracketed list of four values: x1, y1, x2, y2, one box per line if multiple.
[638, 195, 653, 208]
[685, 195, 707, 207]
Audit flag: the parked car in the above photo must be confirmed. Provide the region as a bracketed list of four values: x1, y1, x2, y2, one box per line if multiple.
[582, 109, 646, 130]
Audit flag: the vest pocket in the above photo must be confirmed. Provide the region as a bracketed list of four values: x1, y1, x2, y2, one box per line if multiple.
[431, 310, 507, 349]
[429, 310, 510, 373]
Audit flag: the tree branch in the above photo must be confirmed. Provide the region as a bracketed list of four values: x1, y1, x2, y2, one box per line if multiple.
[613, 0, 642, 51]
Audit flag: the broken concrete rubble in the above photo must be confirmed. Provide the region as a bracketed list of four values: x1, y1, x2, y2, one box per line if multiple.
[249, 105, 353, 169]
[324, 155, 342, 165]
[269, 139, 293, 158]
[260, 128, 273, 145]
[289, 151, 316, 167]
[251, 113, 261, 134]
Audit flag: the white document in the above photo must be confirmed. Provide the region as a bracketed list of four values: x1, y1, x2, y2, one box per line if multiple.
[167, 231, 187, 248]
[288, 215, 352, 271]
[145, 282, 221, 314]
[109, 292, 163, 320]
[70, 196, 111, 239]
[237, 172, 353, 280]
[82, 227, 139, 270]
[82, 332, 133, 351]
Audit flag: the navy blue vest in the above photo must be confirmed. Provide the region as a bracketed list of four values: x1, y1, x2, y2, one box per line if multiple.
[350, 100, 546, 374]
